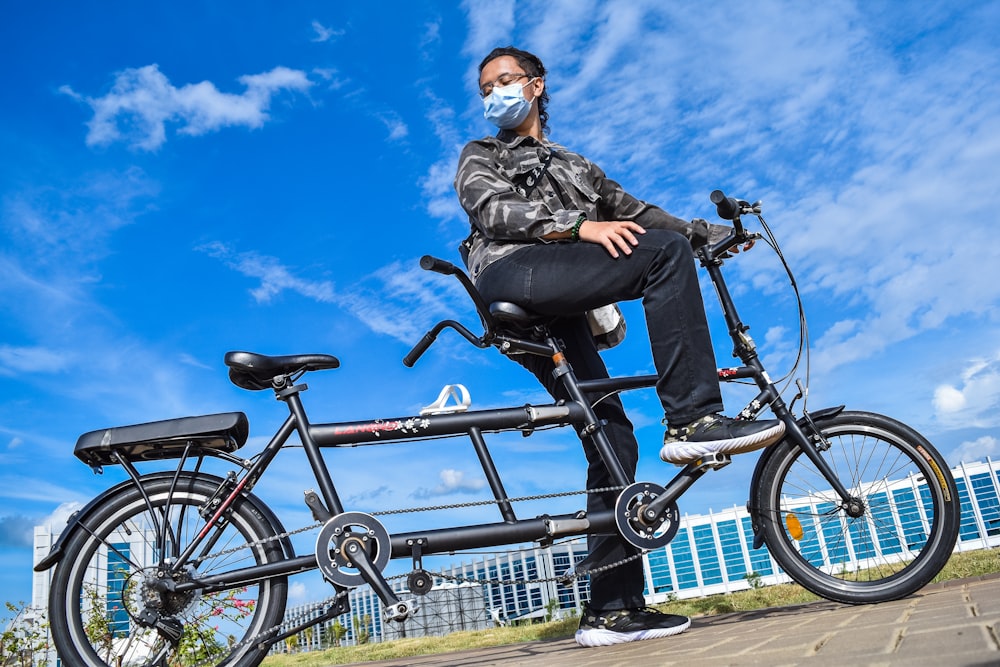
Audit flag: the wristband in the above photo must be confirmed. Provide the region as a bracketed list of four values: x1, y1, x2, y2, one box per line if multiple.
[570, 214, 585, 242]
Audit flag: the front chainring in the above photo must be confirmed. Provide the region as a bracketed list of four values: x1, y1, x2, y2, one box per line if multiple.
[316, 511, 391, 588]
[614, 482, 680, 549]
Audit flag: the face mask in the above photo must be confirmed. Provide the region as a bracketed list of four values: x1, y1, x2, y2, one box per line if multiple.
[483, 80, 534, 130]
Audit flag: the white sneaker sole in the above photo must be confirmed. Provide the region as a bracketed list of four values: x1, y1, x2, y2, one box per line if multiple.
[574, 616, 691, 647]
[660, 421, 786, 464]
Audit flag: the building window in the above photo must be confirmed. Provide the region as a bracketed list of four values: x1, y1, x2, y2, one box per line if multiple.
[717, 520, 747, 582]
[741, 517, 773, 576]
[107, 543, 131, 637]
[692, 524, 722, 586]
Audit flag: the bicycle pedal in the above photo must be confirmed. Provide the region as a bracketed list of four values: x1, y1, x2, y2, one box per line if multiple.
[384, 598, 418, 622]
[694, 453, 732, 470]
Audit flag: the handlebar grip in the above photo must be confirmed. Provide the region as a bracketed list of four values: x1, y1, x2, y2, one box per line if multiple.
[420, 255, 459, 275]
[710, 189, 740, 221]
[403, 331, 437, 367]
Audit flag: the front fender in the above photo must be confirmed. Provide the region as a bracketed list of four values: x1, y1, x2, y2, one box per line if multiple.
[34, 472, 293, 571]
[746, 406, 845, 549]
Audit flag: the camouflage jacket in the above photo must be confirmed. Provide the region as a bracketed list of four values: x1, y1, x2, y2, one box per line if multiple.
[453, 129, 716, 280]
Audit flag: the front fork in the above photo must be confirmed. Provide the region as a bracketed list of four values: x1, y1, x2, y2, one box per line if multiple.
[702, 245, 857, 512]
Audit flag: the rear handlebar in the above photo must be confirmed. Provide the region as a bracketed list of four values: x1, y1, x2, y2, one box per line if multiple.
[420, 255, 460, 275]
[402, 255, 498, 367]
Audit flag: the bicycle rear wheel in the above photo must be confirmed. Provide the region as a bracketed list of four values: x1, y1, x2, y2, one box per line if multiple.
[754, 411, 959, 604]
[48, 474, 288, 666]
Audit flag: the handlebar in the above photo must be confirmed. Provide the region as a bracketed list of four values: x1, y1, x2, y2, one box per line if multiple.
[710, 189, 741, 221]
[420, 255, 460, 275]
[403, 255, 498, 367]
[705, 189, 763, 260]
[402, 331, 439, 367]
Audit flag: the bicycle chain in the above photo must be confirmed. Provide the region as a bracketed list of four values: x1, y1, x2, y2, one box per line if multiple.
[180, 484, 631, 666]
[204, 485, 627, 561]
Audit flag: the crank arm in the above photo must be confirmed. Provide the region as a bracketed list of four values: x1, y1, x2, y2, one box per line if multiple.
[341, 539, 416, 622]
[643, 453, 731, 521]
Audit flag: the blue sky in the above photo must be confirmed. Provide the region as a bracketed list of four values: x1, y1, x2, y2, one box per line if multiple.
[2, 1, 998, 609]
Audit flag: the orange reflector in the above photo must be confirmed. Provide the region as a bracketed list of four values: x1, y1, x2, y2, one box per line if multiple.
[785, 513, 804, 541]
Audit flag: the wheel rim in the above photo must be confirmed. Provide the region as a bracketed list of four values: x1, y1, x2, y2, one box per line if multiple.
[768, 421, 951, 592]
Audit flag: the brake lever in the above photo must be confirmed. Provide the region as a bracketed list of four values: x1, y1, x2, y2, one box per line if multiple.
[717, 231, 762, 258]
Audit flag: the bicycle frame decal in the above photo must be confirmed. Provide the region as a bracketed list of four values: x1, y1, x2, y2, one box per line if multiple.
[328, 417, 432, 438]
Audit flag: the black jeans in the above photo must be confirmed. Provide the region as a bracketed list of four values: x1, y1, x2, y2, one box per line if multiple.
[475, 229, 724, 611]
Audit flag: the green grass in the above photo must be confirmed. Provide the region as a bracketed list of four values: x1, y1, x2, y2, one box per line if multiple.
[262, 547, 999, 667]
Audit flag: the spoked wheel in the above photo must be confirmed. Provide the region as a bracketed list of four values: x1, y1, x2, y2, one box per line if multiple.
[754, 411, 959, 604]
[48, 474, 288, 667]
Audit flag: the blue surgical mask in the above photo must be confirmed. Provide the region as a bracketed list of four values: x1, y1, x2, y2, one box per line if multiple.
[483, 80, 534, 129]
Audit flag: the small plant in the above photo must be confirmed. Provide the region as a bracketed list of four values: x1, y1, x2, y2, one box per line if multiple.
[744, 571, 764, 590]
[329, 619, 347, 647]
[1, 601, 49, 667]
[543, 597, 559, 622]
[352, 614, 372, 645]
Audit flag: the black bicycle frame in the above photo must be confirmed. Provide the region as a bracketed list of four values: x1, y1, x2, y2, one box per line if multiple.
[167, 216, 859, 603]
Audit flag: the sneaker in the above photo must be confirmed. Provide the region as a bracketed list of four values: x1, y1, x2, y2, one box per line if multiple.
[575, 605, 691, 647]
[660, 414, 785, 464]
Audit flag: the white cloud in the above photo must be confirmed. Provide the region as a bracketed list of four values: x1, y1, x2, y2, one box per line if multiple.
[419, 88, 465, 224]
[412, 468, 486, 499]
[336, 260, 470, 343]
[0, 345, 70, 376]
[288, 581, 309, 602]
[377, 112, 409, 141]
[933, 352, 1000, 428]
[950, 436, 999, 466]
[310, 20, 344, 43]
[460, 0, 515, 61]
[200, 246, 472, 345]
[62, 64, 313, 151]
[2, 168, 157, 267]
[933, 385, 966, 414]
[198, 243, 336, 304]
[41, 502, 83, 532]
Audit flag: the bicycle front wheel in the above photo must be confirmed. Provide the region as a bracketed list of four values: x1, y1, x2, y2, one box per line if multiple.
[754, 411, 959, 604]
[48, 474, 288, 667]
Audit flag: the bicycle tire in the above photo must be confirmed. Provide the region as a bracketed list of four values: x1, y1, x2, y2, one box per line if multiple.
[48, 473, 288, 667]
[754, 410, 959, 604]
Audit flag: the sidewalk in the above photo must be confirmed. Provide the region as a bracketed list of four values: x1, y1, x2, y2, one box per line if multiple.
[339, 573, 1000, 667]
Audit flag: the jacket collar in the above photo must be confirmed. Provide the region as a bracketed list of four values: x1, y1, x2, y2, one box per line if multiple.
[495, 129, 548, 147]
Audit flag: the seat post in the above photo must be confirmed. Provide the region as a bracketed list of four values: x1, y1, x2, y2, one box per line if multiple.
[545, 334, 633, 488]
[489, 299, 635, 490]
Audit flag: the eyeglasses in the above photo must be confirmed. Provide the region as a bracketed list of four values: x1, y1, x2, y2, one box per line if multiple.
[479, 72, 532, 98]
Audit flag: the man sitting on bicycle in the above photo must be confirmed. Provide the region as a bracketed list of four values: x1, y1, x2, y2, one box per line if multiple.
[454, 46, 784, 647]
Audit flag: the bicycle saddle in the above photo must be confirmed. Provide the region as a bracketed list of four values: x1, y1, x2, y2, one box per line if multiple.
[489, 301, 546, 326]
[225, 351, 341, 391]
